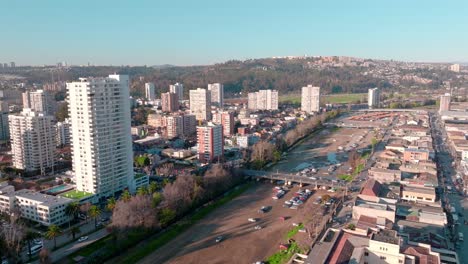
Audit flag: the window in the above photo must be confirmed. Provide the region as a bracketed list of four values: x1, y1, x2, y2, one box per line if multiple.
[380, 256, 386, 260]
[364, 252, 369, 256]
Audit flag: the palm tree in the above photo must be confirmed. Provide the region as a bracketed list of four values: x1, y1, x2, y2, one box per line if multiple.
[106, 197, 116, 212]
[24, 231, 41, 259]
[45, 225, 62, 249]
[148, 182, 158, 194]
[69, 226, 81, 240]
[65, 201, 80, 229]
[88, 205, 101, 229]
[136, 187, 147, 196]
[121, 190, 131, 202]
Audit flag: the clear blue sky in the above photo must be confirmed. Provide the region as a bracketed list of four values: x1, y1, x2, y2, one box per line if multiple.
[1, 0, 467, 66]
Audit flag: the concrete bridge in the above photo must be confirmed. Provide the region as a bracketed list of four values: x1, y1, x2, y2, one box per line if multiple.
[243, 170, 347, 189]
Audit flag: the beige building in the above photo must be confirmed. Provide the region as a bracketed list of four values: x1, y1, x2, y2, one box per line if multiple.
[190, 88, 211, 121]
[247, 89, 278, 110]
[169, 83, 184, 101]
[401, 185, 436, 203]
[439, 93, 451, 113]
[22, 90, 56, 115]
[161, 92, 179, 112]
[368, 168, 401, 183]
[9, 109, 56, 174]
[208, 83, 224, 108]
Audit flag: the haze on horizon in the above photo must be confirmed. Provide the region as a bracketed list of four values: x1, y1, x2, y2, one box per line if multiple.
[1, 0, 467, 66]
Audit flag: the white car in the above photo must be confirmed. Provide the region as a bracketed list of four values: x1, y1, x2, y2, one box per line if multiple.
[248, 218, 257, 222]
[254, 225, 262, 230]
[77, 236, 88, 242]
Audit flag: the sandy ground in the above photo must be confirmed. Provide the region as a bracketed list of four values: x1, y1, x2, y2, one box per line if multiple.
[139, 183, 329, 264]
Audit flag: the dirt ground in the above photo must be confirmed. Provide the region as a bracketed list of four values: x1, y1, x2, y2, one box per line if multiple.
[138, 183, 332, 264]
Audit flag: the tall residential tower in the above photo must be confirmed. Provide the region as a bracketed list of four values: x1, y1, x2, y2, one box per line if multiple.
[301, 85, 320, 113]
[208, 83, 224, 108]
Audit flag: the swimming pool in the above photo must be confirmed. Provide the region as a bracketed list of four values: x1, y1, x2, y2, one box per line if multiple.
[45, 184, 74, 195]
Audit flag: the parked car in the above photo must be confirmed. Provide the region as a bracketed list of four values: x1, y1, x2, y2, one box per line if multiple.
[77, 236, 88, 242]
[248, 218, 257, 222]
[254, 225, 262, 230]
[215, 236, 223, 243]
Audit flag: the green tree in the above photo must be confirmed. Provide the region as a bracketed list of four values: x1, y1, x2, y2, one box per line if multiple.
[273, 150, 282, 162]
[65, 201, 80, 229]
[24, 231, 41, 259]
[45, 225, 62, 249]
[152, 192, 163, 208]
[158, 208, 176, 226]
[136, 187, 148, 196]
[55, 103, 69, 122]
[88, 205, 101, 229]
[70, 226, 81, 240]
[135, 156, 150, 167]
[106, 197, 116, 212]
[148, 181, 159, 194]
[121, 190, 131, 202]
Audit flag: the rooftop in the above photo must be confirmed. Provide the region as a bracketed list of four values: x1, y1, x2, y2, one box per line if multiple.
[14, 189, 73, 207]
[402, 185, 435, 195]
[372, 229, 399, 245]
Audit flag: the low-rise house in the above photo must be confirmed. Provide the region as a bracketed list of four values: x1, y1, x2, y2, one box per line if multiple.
[368, 167, 402, 183]
[401, 185, 436, 203]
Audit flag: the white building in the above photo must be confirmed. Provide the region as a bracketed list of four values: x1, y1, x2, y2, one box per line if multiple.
[22, 90, 56, 115]
[145, 82, 156, 101]
[166, 115, 184, 139]
[247, 90, 278, 110]
[208, 83, 224, 108]
[56, 118, 71, 147]
[67, 74, 134, 198]
[0, 189, 73, 226]
[190, 88, 211, 121]
[439, 93, 451, 113]
[197, 123, 223, 163]
[301, 85, 320, 113]
[368, 88, 380, 108]
[9, 109, 56, 174]
[450, 64, 460, 73]
[169, 83, 184, 101]
[0, 101, 9, 141]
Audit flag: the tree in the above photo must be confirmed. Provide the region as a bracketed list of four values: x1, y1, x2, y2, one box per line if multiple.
[273, 150, 282, 162]
[158, 208, 176, 227]
[39, 248, 51, 264]
[121, 190, 131, 202]
[111, 195, 159, 229]
[347, 223, 356, 230]
[79, 202, 91, 223]
[0, 211, 25, 263]
[24, 231, 41, 260]
[135, 156, 150, 168]
[136, 186, 148, 196]
[251, 140, 275, 163]
[65, 201, 80, 228]
[55, 103, 69, 122]
[70, 226, 81, 240]
[106, 197, 117, 212]
[148, 181, 159, 194]
[152, 192, 163, 208]
[88, 205, 101, 229]
[348, 150, 360, 172]
[45, 225, 62, 249]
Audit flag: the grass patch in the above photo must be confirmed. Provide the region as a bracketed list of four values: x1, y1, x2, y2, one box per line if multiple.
[118, 182, 253, 264]
[286, 224, 304, 239]
[267, 241, 302, 264]
[354, 163, 364, 175]
[338, 174, 354, 182]
[61, 190, 94, 200]
[279, 93, 367, 105]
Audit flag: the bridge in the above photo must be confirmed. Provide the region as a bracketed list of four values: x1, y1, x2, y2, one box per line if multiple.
[243, 170, 347, 189]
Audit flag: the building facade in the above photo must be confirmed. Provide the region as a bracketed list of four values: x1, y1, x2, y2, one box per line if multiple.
[439, 93, 451, 113]
[145, 82, 156, 101]
[301, 85, 320, 113]
[190, 88, 211, 121]
[0, 101, 9, 141]
[368, 88, 380, 108]
[67, 74, 134, 197]
[22, 90, 55, 115]
[197, 123, 223, 163]
[161, 92, 179, 112]
[208, 83, 224, 108]
[247, 90, 278, 110]
[56, 118, 71, 147]
[9, 109, 56, 174]
[213, 111, 235, 136]
[166, 115, 184, 139]
[169, 83, 184, 101]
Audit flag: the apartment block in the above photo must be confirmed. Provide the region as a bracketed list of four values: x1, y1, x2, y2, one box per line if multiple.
[190, 88, 211, 121]
[208, 83, 224, 108]
[145, 82, 156, 101]
[301, 85, 320, 113]
[368, 88, 380, 108]
[169, 83, 184, 101]
[197, 123, 223, 163]
[0, 101, 9, 141]
[161, 92, 179, 112]
[22, 90, 56, 115]
[213, 111, 235, 136]
[56, 118, 71, 146]
[247, 90, 278, 110]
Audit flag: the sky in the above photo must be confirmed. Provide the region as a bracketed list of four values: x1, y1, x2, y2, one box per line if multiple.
[1, 0, 467, 66]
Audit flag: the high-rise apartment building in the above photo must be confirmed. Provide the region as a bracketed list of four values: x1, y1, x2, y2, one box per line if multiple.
[169, 83, 184, 101]
[368, 88, 380, 108]
[9, 109, 56, 174]
[197, 123, 223, 163]
[450, 64, 460, 73]
[301, 85, 320, 113]
[190, 88, 211, 121]
[439, 93, 451, 113]
[161, 92, 179, 112]
[67, 75, 134, 197]
[22, 90, 55, 115]
[213, 111, 235, 136]
[182, 114, 197, 136]
[145, 82, 156, 101]
[208, 83, 224, 108]
[56, 118, 71, 147]
[0, 101, 9, 141]
[166, 115, 184, 139]
[247, 90, 278, 110]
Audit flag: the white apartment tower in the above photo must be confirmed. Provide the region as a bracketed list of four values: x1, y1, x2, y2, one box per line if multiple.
[439, 93, 451, 113]
[9, 109, 56, 174]
[170, 83, 184, 100]
[247, 90, 278, 110]
[190, 88, 212, 121]
[67, 75, 134, 197]
[368, 88, 380, 108]
[145, 82, 156, 101]
[208, 83, 224, 108]
[22, 90, 55, 115]
[301, 85, 320, 113]
[56, 118, 71, 146]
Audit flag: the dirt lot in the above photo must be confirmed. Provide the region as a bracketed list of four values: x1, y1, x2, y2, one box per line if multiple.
[138, 183, 333, 264]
